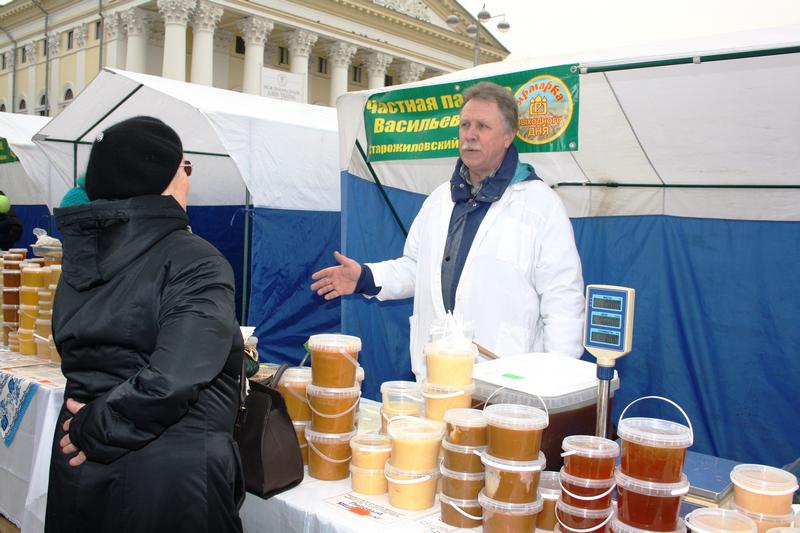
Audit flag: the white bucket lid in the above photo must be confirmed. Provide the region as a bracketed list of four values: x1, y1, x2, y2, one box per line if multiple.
[421, 380, 476, 396]
[484, 403, 548, 430]
[384, 461, 440, 481]
[349, 433, 392, 453]
[685, 508, 758, 533]
[304, 428, 357, 444]
[306, 383, 361, 398]
[562, 435, 619, 459]
[480, 450, 546, 472]
[478, 490, 543, 515]
[555, 498, 614, 520]
[617, 417, 693, 448]
[615, 467, 689, 496]
[560, 466, 617, 489]
[440, 463, 485, 481]
[539, 470, 562, 498]
[441, 439, 486, 454]
[443, 408, 487, 428]
[380, 380, 419, 394]
[387, 416, 445, 441]
[730, 464, 799, 496]
[278, 367, 312, 384]
[307, 333, 361, 352]
[733, 504, 796, 523]
[424, 340, 477, 358]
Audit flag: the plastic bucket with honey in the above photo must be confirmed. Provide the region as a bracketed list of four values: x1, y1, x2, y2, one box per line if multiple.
[20, 287, 39, 306]
[350, 433, 391, 469]
[18, 328, 36, 355]
[538, 471, 561, 531]
[441, 463, 485, 500]
[384, 462, 439, 511]
[444, 407, 487, 446]
[615, 468, 689, 531]
[685, 508, 757, 533]
[424, 339, 477, 386]
[421, 381, 474, 421]
[734, 505, 795, 533]
[485, 403, 549, 461]
[306, 384, 360, 433]
[562, 435, 619, 479]
[481, 450, 546, 503]
[3, 288, 19, 306]
[19, 304, 37, 330]
[387, 416, 445, 470]
[350, 464, 387, 495]
[35, 334, 51, 359]
[611, 516, 686, 533]
[730, 464, 798, 515]
[617, 396, 693, 483]
[556, 499, 614, 533]
[440, 494, 482, 529]
[3, 268, 21, 288]
[305, 428, 355, 481]
[307, 333, 361, 388]
[560, 467, 616, 510]
[292, 420, 308, 465]
[380, 380, 421, 432]
[479, 490, 543, 533]
[441, 439, 486, 473]
[277, 367, 312, 421]
[21, 267, 45, 287]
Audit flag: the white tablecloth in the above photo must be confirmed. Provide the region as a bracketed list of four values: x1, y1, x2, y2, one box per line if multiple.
[0, 367, 63, 533]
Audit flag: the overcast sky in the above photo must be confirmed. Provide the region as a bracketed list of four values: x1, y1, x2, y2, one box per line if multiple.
[456, 0, 800, 58]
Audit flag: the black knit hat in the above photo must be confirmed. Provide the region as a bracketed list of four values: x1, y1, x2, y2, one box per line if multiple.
[85, 116, 183, 201]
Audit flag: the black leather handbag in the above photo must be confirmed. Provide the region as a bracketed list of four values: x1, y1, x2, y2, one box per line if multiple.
[234, 361, 304, 499]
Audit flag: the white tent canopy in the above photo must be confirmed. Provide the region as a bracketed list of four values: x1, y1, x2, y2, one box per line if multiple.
[34, 68, 339, 213]
[337, 25, 800, 221]
[0, 113, 54, 207]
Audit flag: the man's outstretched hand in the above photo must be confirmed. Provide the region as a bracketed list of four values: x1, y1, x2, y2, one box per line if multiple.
[310, 251, 361, 300]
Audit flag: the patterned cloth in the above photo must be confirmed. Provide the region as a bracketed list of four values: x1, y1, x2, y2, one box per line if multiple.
[0, 372, 39, 446]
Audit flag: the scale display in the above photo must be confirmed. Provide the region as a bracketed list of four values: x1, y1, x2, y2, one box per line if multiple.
[583, 285, 635, 363]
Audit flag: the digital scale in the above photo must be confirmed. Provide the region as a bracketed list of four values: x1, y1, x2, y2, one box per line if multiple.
[583, 284, 635, 438]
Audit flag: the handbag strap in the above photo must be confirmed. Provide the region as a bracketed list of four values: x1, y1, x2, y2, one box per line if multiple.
[267, 363, 291, 388]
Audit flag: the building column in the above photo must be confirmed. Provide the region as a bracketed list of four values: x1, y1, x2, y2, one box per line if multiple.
[327, 41, 357, 107]
[47, 33, 61, 110]
[189, 0, 222, 86]
[398, 62, 425, 85]
[74, 24, 88, 92]
[212, 29, 232, 89]
[5, 52, 14, 111]
[121, 8, 150, 74]
[157, 0, 195, 81]
[103, 13, 127, 69]
[365, 52, 392, 90]
[237, 16, 272, 95]
[25, 42, 36, 114]
[287, 29, 317, 103]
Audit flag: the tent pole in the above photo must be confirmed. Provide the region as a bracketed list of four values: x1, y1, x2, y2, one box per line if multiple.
[355, 139, 408, 237]
[555, 182, 800, 189]
[241, 188, 251, 325]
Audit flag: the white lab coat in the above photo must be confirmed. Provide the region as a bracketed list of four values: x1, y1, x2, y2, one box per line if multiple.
[366, 177, 585, 381]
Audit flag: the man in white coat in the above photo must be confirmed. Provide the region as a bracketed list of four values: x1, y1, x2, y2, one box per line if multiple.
[311, 82, 585, 380]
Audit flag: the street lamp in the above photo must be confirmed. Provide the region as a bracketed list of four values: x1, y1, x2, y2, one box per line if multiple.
[446, 4, 510, 66]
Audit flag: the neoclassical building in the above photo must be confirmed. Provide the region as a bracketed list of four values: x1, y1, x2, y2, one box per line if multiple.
[0, 0, 508, 115]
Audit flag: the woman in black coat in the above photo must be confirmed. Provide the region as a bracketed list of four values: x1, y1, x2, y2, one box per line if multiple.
[45, 116, 244, 533]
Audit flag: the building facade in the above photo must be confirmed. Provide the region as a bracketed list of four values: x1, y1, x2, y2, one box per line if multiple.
[0, 0, 508, 114]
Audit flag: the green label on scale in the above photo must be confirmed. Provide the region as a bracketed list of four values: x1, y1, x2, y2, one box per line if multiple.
[501, 373, 524, 380]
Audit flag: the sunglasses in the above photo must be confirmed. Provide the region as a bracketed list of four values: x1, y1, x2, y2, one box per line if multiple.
[180, 160, 192, 177]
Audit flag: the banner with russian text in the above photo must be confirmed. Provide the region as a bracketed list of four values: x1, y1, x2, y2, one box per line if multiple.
[364, 64, 579, 162]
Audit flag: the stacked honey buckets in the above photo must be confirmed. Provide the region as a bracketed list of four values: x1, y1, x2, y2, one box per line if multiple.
[1, 247, 62, 359]
[605, 396, 694, 533]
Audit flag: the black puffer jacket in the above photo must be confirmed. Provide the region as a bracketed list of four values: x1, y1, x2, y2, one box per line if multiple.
[45, 195, 244, 533]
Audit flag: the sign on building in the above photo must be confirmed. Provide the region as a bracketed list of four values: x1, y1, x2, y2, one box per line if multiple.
[261, 67, 305, 103]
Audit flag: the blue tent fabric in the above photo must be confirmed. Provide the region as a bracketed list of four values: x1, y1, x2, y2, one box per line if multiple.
[342, 172, 800, 467]
[10, 205, 51, 249]
[248, 207, 341, 366]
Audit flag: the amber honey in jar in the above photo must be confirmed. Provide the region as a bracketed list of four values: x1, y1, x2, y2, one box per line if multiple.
[307, 333, 361, 388]
[306, 383, 360, 433]
[387, 416, 445, 471]
[481, 451, 546, 504]
[350, 433, 391, 470]
[485, 403, 548, 461]
[684, 508, 757, 533]
[560, 467, 617, 510]
[733, 505, 795, 533]
[8, 248, 27, 259]
[277, 367, 312, 421]
[305, 428, 354, 481]
[444, 407, 487, 446]
[730, 464, 799, 515]
[292, 420, 308, 465]
[441, 439, 486, 473]
[350, 464, 387, 495]
[421, 381, 474, 421]
[537, 471, 561, 531]
[615, 468, 689, 531]
[441, 464, 485, 500]
[2, 267, 20, 287]
[612, 517, 687, 533]
[617, 397, 693, 483]
[480, 490, 543, 533]
[556, 499, 613, 533]
[562, 435, 619, 479]
[384, 462, 439, 511]
[2, 304, 18, 323]
[440, 494, 482, 529]
[380, 380, 421, 433]
[21, 267, 45, 288]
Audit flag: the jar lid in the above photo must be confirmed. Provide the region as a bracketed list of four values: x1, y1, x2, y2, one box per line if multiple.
[539, 470, 561, 498]
[730, 464, 799, 496]
[484, 403, 548, 430]
[478, 490, 543, 515]
[291, 420, 309, 429]
[733, 504, 796, 523]
[278, 367, 312, 384]
[349, 433, 392, 453]
[384, 461, 440, 479]
[387, 417, 444, 442]
[443, 408, 487, 428]
[307, 333, 361, 352]
[562, 435, 619, 458]
[304, 428, 356, 443]
[440, 463, 485, 480]
[441, 439, 486, 454]
[556, 498, 614, 519]
[612, 516, 686, 533]
[438, 493, 481, 507]
[480, 450, 546, 472]
[617, 417, 693, 448]
[615, 467, 689, 496]
[423, 340, 477, 358]
[685, 508, 757, 533]
[560, 466, 617, 489]
[421, 380, 475, 396]
[306, 383, 361, 398]
[380, 380, 420, 395]
[349, 464, 384, 475]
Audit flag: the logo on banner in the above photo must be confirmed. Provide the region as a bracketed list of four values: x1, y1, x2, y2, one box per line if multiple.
[515, 74, 574, 145]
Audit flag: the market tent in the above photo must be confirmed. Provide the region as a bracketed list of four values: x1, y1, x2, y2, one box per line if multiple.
[0, 113, 55, 247]
[336, 26, 800, 467]
[34, 69, 342, 358]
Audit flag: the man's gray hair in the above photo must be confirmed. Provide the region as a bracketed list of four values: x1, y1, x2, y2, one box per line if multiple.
[462, 82, 518, 134]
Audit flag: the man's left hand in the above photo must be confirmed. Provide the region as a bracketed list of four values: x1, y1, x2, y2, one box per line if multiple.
[60, 398, 87, 467]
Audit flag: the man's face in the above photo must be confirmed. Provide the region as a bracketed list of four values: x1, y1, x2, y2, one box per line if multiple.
[459, 98, 515, 181]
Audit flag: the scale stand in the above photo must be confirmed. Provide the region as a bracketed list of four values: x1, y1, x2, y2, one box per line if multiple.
[582, 284, 636, 438]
